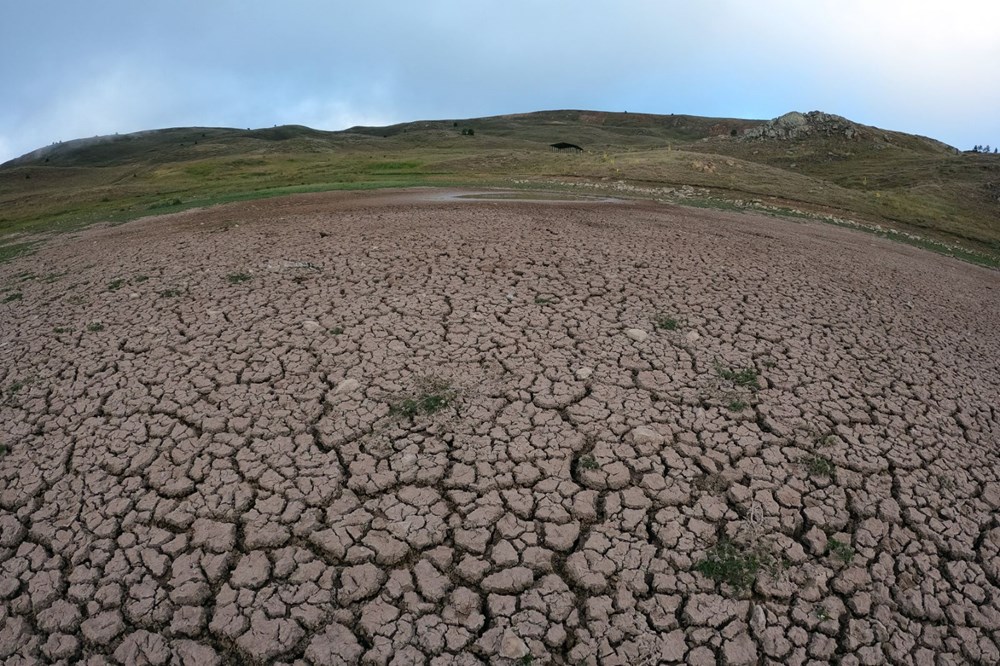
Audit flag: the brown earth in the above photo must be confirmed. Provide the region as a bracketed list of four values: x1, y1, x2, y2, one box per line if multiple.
[1, 190, 999, 665]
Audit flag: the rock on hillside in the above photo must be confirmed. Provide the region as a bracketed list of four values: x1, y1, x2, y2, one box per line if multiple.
[741, 111, 863, 141]
[740, 110, 957, 154]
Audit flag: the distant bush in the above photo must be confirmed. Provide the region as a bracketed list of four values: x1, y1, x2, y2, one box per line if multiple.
[461, 128, 475, 136]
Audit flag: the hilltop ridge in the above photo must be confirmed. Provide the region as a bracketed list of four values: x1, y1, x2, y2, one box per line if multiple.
[1, 109, 997, 265]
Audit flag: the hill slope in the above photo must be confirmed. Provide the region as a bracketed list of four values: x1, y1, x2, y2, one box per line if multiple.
[1, 109, 998, 264]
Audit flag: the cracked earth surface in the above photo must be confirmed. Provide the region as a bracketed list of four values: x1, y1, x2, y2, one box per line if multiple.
[1, 190, 999, 665]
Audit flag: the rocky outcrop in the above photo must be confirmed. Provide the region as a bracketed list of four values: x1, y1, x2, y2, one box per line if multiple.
[742, 111, 863, 141]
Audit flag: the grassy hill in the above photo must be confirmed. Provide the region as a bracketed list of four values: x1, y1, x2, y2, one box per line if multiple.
[1, 109, 998, 266]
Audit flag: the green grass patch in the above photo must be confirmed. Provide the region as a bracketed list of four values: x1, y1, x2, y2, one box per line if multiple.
[86, 322, 104, 332]
[578, 455, 600, 470]
[106, 278, 125, 291]
[328, 326, 344, 336]
[0, 242, 36, 265]
[53, 326, 74, 333]
[727, 399, 748, 412]
[133, 274, 149, 283]
[148, 198, 183, 210]
[654, 315, 680, 331]
[2, 292, 23, 303]
[828, 537, 854, 563]
[369, 160, 422, 171]
[159, 288, 182, 298]
[805, 455, 836, 478]
[390, 378, 458, 419]
[694, 540, 762, 593]
[226, 272, 252, 284]
[715, 361, 760, 388]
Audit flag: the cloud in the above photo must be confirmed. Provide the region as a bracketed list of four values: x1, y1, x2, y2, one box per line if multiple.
[277, 97, 399, 131]
[1, 0, 998, 160]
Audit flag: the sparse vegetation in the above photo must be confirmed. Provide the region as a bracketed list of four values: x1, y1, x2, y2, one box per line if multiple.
[8, 380, 26, 396]
[579, 455, 600, 470]
[694, 540, 762, 593]
[3, 292, 23, 303]
[329, 326, 344, 335]
[654, 314, 680, 331]
[390, 378, 457, 419]
[133, 274, 149, 283]
[226, 272, 252, 284]
[53, 326, 74, 333]
[107, 278, 125, 291]
[805, 455, 836, 478]
[727, 399, 748, 412]
[534, 295, 552, 305]
[86, 322, 104, 332]
[0, 243, 36, 265]
[715, 361, 760, 389]
[828, 537, 854, 563]
[0, 443, 7, 457]
[148, 198, 183, 209]
[159, 288, 182, 298]
[817, 434, 837, 448]
[1, 112, 999, 270]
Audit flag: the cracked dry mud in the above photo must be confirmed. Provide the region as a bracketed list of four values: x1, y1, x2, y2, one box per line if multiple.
[1, 190, 999, 665]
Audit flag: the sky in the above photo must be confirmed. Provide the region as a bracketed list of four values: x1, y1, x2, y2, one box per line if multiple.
[1, 1, 998, 163]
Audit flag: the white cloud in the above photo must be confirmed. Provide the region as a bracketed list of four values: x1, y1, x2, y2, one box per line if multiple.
[278, 92, 399, 131]
[1, 0, 997, 158]
[0, 65, 185, 161]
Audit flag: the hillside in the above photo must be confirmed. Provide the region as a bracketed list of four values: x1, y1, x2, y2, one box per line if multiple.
[1, 109, 998, 265]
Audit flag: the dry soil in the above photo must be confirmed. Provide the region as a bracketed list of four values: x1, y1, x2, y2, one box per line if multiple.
[1, 190, 999, 665]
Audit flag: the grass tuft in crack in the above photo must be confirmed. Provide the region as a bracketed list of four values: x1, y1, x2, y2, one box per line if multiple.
[3, 292, 23, 303]
[578, 455, 600, 470]
[86, 322, 105, 332]
[828, 537, 854, 563]
[714, 360, 759, 389]
[805, 455, 836, 478]
[654, 314, 680, 330]
[390, 378, 458, 419]
[694, 540, 762, 593]
[227, 272, 252, 284]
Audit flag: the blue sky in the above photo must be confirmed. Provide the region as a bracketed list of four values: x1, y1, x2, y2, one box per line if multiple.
[1, 1, 998, 162]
